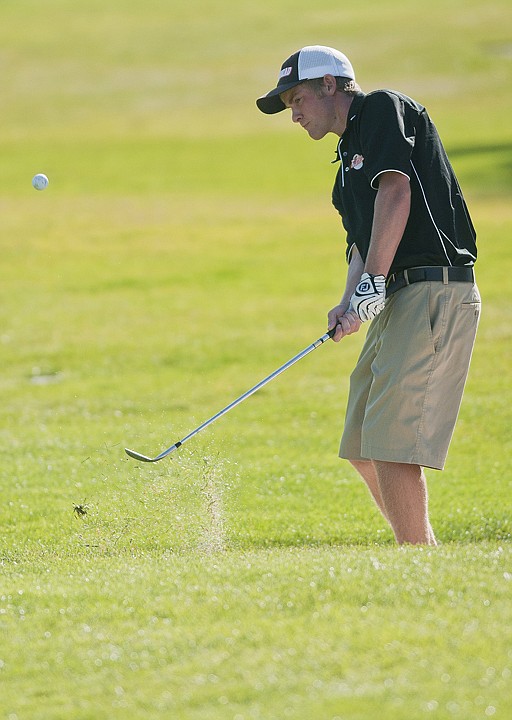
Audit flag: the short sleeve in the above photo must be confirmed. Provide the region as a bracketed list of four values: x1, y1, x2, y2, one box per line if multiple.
[358, 91, 416, 189]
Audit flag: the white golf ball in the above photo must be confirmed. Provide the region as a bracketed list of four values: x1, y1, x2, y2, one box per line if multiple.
[32, 173, 49, 191]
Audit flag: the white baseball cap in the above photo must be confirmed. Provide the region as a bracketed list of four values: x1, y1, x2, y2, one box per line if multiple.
[256, 45, 355, 114]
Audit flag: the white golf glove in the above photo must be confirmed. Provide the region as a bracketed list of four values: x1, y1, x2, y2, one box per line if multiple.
[350, 272, 387, 322]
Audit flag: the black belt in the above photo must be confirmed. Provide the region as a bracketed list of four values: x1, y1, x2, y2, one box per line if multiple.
[386, 266, 475, 297]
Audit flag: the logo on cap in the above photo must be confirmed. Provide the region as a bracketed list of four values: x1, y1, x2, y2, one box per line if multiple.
[279, 66, 293, 79]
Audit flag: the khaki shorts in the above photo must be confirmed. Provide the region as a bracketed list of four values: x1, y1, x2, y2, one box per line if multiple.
[339, 280, 481, 470]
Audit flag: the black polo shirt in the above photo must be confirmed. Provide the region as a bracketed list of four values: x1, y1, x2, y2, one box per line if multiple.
[332, 91, 477, 274]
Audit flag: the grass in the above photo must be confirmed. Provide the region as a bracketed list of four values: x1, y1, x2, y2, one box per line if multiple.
[1, 0, 512, 718]
[2, 546, 511, 720]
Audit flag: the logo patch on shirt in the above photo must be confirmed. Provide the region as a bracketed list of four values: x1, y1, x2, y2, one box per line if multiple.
[350, 154, 364, 170]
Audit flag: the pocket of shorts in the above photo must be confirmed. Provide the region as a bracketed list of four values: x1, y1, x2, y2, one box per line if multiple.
[458, 301, 481, 320]
[454, 300, 481, 353]
[459, 284, 481, 318]
[427, 286, 448, 353]
[460, 301, 480, 309]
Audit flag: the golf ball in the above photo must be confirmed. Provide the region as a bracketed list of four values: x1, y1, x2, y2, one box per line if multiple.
[32, 173, 49, 191]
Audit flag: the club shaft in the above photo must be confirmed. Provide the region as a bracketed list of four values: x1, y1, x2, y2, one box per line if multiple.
[180, 329, 333, 445]
[125, 328, 334, 462]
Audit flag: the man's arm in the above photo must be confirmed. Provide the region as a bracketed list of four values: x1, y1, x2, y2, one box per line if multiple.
[348, 172, 411, 323]
[364, 171, 411, 277]
[328, 171, 411, 339]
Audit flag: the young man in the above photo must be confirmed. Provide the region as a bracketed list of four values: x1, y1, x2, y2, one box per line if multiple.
[256, 45, 480, 545]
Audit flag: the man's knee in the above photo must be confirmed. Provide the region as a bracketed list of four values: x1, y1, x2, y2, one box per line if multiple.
[373, 461, 423, 483]
[349, 458, 374, 475]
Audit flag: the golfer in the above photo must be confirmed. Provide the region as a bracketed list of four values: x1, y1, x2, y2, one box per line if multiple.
[257, 45, 480, 545]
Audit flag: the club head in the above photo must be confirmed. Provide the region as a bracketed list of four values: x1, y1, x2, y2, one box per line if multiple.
[125, 442, 180, 463]
[124, 448, 158, 462]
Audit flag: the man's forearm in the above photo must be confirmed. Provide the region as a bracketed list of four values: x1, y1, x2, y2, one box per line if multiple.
[340, 246, 364, 310]
[330, 174, 410, 334]
[364, 173, 411, 277]
[345, 174, 410, 324]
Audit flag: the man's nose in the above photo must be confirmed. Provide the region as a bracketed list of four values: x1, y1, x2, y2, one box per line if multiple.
[291, 107, 302, 123]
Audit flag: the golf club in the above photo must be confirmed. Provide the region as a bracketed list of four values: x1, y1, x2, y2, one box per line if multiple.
[125, 327, 336, 463]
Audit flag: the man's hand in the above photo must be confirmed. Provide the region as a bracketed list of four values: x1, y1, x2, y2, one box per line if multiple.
[349, 272, 386, 322]
[327, 305, 362, 342]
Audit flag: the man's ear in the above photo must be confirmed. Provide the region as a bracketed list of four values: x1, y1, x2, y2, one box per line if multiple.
[322, 74, 337, 96]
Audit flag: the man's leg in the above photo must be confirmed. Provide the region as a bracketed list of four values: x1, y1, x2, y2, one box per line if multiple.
[374, 461, 436, 545]
[350, 459, 436, 545]
[350, 460, 389, 521]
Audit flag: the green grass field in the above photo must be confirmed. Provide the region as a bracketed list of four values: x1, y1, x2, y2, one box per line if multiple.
[1, 1, 511, 718]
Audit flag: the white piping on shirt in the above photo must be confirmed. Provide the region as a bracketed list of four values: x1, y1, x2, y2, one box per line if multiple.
[409, 160, 452, 265]
[337, 138, 345, 187]
[370, 169, 410, 190]
[338, 130, 455, 266]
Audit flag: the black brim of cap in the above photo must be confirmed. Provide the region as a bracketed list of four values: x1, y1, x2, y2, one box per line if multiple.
[256, 79, 303, 114]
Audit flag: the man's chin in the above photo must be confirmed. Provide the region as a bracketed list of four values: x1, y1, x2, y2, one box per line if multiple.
[306, 127, 326, 141]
